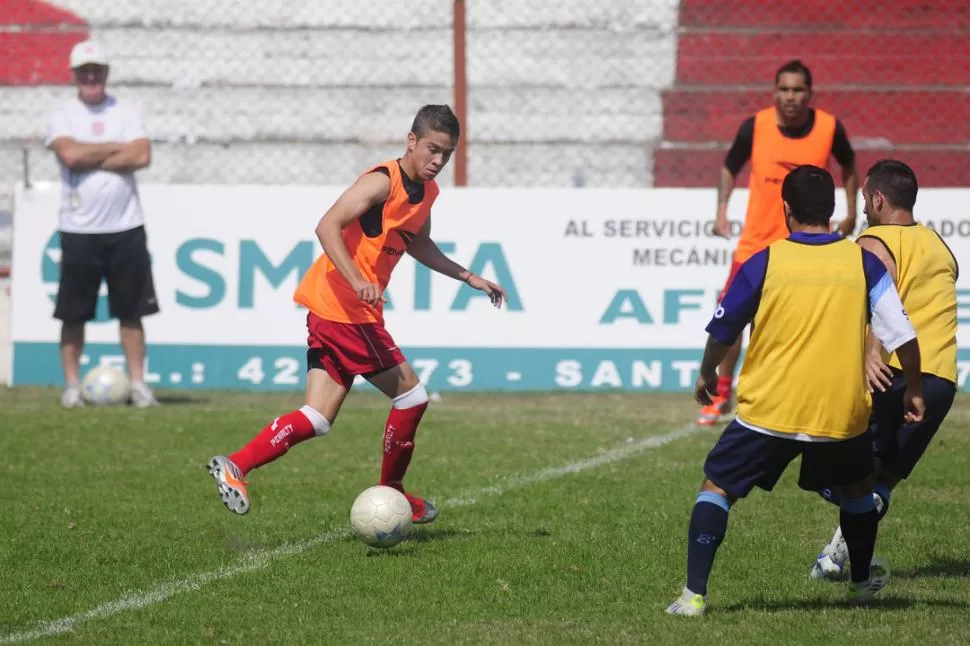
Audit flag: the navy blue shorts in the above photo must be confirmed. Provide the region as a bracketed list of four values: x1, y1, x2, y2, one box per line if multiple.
[870, 372, 956, 480]
[704, 420, 874, 499]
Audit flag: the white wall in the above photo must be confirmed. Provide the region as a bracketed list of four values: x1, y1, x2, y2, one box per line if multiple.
[0, 0, 679, 190]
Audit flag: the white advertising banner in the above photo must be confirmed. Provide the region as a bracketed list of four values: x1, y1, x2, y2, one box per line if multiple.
[10, 183, 970, 391]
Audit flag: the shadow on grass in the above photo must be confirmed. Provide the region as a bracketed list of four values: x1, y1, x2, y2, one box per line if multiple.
[404, 527, 478, 544]
[894, 557, 970, 580]
[155, 393, 212, 405]
[356, 527, 480, 557]
[718, 595, 969, 614]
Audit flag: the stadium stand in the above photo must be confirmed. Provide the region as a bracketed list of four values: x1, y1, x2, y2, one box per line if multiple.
[0, 0, 679, 196]
[656, 0, 970, 187]
[0, 0, 966, 260]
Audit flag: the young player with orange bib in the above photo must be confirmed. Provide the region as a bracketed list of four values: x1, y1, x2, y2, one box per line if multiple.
[698, 60, 860, 426]
[207, 105, 506, 524]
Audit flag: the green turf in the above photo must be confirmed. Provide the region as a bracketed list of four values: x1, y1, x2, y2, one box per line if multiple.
[1, 388, 968, 645]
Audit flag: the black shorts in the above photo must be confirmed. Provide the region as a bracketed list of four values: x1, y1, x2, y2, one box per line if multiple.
[54, 226, 160, 324]
[704, 420, 874, 499]
[870, 372, 957, 480]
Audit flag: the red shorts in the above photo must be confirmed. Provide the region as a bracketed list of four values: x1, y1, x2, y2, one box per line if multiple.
[305, 313, 406, 389]
[719, 259, 744, 303]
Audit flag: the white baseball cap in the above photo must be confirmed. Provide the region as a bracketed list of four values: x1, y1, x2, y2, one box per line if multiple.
[69, 40, 109, 69]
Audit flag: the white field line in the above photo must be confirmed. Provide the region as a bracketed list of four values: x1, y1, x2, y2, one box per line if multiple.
[441, 424, 704, 507]
[0, 424, 706, 644]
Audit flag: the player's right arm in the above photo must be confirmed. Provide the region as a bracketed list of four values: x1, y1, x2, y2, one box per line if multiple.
[696, 249, 768, 403]
[715, 118, 755, 238]
[314, 171, 391, 306]
[857, 236, 899, 391]
[862, 249, 924, 422]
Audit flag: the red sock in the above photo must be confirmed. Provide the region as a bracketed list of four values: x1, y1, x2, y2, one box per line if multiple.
[717, 376, 733, 400]
[380, 401, 428, 492]
[230, 406, 329, 475]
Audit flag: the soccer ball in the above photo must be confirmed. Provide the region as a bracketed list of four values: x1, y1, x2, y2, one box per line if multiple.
[81, 364, 131, 405]
[350, 485, 413, 548]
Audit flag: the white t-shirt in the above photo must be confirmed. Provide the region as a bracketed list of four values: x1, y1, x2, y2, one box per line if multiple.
[45, 96, 147, 234]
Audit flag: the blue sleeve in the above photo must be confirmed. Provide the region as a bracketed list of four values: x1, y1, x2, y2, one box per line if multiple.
[861, 248, 917, 351]
[861, 249, 889, 298]
[705, 249, 769, 345]
[861, 248, 891, 319]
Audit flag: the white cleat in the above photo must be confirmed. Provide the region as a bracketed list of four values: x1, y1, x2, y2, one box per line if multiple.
[811, 526, 849, 580]
[811, 552, 845, 580]
[130, 382, 160, 408]
[61, 386, 85, 408]
[665, 587, 707, 617]
[207, 455, 250, 515]
[846, 557, 890, 604]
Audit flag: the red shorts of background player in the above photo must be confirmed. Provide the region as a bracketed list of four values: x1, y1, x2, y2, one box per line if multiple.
[305, 312, 406, 389]
[719, 258, 744, 303]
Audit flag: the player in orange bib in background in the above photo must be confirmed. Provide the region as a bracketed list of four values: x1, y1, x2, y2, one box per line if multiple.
[697, 60, 860, 426]
[207, 105, 506, 524]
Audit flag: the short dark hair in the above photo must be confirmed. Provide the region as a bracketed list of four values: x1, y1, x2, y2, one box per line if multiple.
[410, 104, 460, 141]
[775, 59, 813, 89]
[781, 165, 835, 225]
[865, 159, 918, 211]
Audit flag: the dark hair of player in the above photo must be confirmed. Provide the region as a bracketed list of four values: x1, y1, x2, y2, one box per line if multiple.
[781, 165, 835, 226]
[775, 59, 813, 89]
[866, 159, 919, 211]
[410, 104, 461, 141]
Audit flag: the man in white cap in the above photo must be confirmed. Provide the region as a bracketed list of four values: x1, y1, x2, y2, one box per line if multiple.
[45, 40, 159, 408]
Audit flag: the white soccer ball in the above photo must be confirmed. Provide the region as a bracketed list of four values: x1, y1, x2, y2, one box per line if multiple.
[81, 364, 131, 406]
[349, 485, 413, 548]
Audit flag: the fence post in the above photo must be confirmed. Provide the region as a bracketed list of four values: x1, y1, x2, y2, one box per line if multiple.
[22, 142, 31, 190]
[453, 0, 468, 186]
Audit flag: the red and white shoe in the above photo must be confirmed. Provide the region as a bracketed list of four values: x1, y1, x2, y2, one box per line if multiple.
[696, 395, 732, 426]
[405, 492, 439, 524]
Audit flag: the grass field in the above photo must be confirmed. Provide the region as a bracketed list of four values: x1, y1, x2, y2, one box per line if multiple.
[1, 387, 969, 645]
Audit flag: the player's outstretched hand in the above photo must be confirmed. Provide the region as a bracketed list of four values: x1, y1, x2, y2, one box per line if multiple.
[693, 371, 718, 406]
[865, 352, 894, 393]
[466, 274, 506, 309]
[903, 388, 925, 424]
[353, 281, 384, 307]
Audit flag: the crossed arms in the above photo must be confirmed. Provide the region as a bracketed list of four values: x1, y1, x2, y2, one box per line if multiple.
[49, 137, 151, 174]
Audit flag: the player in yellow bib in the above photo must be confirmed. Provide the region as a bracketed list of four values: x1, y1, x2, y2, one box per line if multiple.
[811, 160, 959, 580]
[666, 165, 925, 617]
